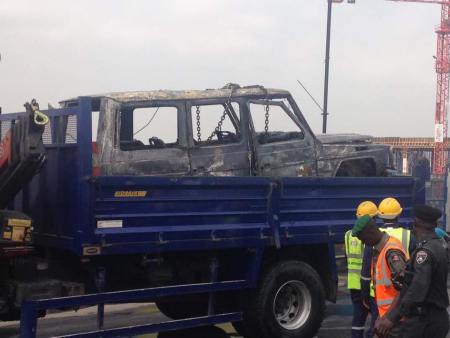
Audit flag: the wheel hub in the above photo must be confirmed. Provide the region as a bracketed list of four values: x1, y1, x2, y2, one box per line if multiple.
[273, 280, 311, 330]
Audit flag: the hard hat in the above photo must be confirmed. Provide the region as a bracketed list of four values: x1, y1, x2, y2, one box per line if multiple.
[356, 201, 378, 218]
[378, 197, 402, 220]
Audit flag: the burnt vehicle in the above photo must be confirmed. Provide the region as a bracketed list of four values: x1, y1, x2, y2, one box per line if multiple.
[63, 84, 391, 177]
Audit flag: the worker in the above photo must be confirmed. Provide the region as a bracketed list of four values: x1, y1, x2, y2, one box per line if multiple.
[344, 201, 378, 338]
[352, 215, 407, 323]
[375, 204, 449, 338]
[360, 197, 412, 337]
[378, 197, 414, 256]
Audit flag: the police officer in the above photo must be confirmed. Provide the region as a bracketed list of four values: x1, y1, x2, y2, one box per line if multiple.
[345, 201, 379, 338]
[375, 204, 449, 338]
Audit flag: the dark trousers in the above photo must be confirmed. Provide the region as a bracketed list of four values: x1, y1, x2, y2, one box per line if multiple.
[350, 290, 379, 338]
[400, 308, 449, 338]
[367, 296, 379, 338]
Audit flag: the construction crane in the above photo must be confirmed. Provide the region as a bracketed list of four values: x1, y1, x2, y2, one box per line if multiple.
[387, 0, 450, 175]
[331, 0, 450, 174]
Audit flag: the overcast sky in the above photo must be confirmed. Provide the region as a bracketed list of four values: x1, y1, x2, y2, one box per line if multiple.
[0, 0, 441, 137]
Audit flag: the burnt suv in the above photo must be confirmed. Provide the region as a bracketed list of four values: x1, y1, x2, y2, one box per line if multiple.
[62, 84, 391, 177]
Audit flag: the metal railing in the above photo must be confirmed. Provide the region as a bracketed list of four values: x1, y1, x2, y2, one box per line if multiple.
[20, 280, 246, 338]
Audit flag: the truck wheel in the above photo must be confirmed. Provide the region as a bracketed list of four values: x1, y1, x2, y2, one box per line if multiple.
[242, 260, 325, 338]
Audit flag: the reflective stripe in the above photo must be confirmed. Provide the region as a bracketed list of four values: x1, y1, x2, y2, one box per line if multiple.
[361, 276, 371, 281]
[348, 269, 363, 274]
[402, 228, 408, 251]
[377, 298, 394, 306]
[347, 253, 363, 259]
[352, 326, 366, 330]
[378, 258, 392, 286]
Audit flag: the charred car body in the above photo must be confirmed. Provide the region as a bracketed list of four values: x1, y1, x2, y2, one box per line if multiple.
[63, 84, 391, 178]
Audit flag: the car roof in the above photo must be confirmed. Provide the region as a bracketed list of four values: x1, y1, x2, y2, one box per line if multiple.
[60, 84, 290, 105]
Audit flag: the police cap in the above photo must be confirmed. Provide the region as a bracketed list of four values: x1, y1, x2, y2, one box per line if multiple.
[413, 204, 442, 223]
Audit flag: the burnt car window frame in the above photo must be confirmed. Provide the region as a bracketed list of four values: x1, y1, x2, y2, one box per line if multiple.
[186, 99, 244, 148]
[117, 101, 187, 152]
[247, 99, 306, 145]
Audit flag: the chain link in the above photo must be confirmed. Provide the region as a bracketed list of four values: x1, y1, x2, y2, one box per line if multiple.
[207, 106, 228, 141]
[196, 105, 201, 142]
[264, 104, 270, 133]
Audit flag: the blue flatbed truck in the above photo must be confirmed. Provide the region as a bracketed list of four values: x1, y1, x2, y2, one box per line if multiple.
[0, 88, 424, 338]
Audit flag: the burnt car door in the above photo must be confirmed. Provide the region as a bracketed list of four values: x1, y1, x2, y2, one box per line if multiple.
[187, 100, 251, 176]
[97, 98, 190, 176]
[247, 98, 317, 177]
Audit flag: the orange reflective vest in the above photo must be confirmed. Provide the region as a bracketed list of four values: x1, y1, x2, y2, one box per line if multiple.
[373, 236, 406, 317]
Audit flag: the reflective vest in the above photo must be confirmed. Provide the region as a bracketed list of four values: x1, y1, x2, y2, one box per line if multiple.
[380, 226, 410, 259]
[345, 230, 363, 290]
[373, 236, 406, 317]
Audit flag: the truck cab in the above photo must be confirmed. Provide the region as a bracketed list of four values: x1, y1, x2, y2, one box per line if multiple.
[62, 84, 391, 178]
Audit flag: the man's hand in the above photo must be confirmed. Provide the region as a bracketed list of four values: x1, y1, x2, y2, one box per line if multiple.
[375, 316, 394, 337]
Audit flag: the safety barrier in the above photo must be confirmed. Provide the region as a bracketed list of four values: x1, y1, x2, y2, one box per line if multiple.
[20, 280, 245, 338]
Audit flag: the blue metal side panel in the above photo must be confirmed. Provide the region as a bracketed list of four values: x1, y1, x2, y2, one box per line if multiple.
[91, 176, 272, 255]
[279, 176, 424, 244]
[72, 175, 424, 256]
[30, 146, 79, 249]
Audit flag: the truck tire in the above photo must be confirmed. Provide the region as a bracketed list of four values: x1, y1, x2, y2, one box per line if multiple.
[241, 260, 325, 338]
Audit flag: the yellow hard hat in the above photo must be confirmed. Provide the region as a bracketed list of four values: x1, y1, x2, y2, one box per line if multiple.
[356, 201, 378, 218]
[378, 197, 402, 220]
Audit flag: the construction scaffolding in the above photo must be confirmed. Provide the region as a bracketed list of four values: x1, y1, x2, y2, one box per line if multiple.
[373, 137, 450, 174]
[374, 137, 449, 228]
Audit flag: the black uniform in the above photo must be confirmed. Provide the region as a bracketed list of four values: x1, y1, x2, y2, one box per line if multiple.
[390, 233, 450, 338]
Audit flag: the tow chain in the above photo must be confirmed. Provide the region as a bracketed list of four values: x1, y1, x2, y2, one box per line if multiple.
[264, 104, 270, 133]
[196, 105, 201, 142]
[206, 106, 228, 141]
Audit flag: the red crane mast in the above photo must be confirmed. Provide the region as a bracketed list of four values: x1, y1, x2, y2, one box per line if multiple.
[388, 0, 450, 174]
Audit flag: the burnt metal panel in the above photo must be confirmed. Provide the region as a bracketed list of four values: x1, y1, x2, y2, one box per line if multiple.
[247, 99, 317, 177]
[99, 99, 190, 176]
[186, 100, 251, 176]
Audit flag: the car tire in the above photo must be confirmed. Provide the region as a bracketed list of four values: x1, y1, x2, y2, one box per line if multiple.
[241, 260, 325, 338]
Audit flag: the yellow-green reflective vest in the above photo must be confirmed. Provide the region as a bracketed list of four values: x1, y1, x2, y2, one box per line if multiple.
[380, 226, 411, 259]
[345, 230, 363, 290]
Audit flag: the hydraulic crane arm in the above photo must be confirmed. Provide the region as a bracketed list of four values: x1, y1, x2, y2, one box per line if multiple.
[0, 100, 48, 208]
